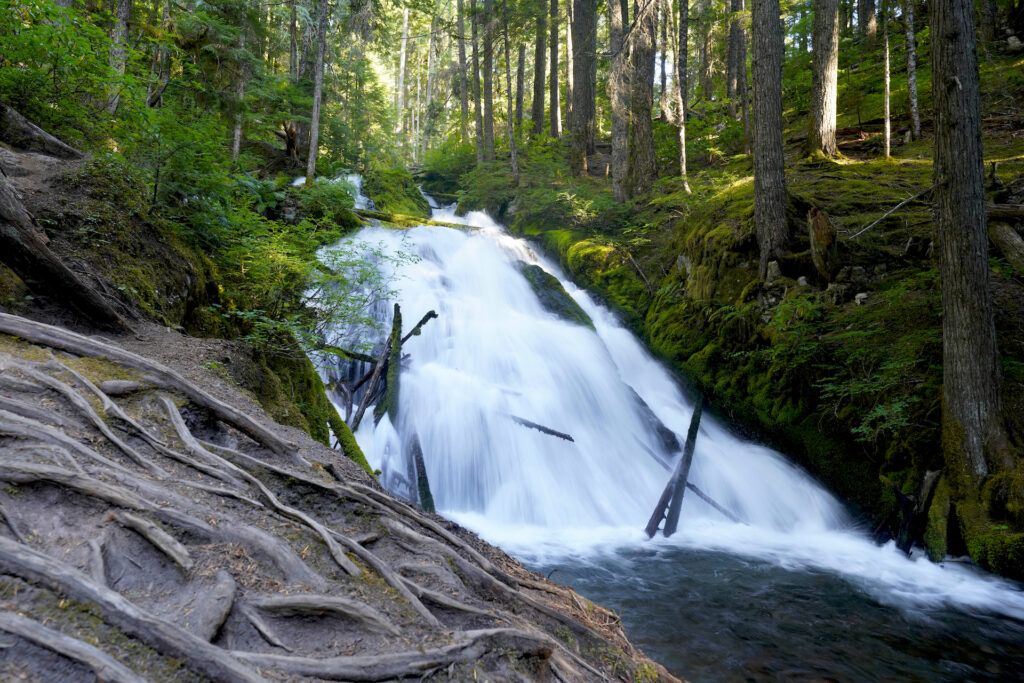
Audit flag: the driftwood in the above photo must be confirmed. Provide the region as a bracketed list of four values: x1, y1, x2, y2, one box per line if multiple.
[0, 612, 145, 683]
[508, 414, 575, 442]
[0, 536, 263, 683]
[229, 628, 554, 681]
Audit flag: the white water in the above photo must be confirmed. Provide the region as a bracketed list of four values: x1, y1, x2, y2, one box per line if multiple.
[326, 185, 1024, 625]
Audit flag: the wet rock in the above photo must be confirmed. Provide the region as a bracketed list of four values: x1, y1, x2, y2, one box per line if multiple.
[516, 261, 594, 328]
[765, 260, 782, 284]
[855, 292, 869, 306]
[797, 276, 809, 287]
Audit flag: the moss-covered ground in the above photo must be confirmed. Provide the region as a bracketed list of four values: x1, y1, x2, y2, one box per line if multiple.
[422, 49, 1024, 579]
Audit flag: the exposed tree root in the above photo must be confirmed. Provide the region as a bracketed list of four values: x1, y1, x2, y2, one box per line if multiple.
[0, 409, 133, 474]
[187, 570, 236, 642]
[111, 511, 194, 571]
[249, 594, 400, 636]
[0, 501, 27, 543]
[230, 627, 554, 681]
[0, 312, 299, 461]
[241, 603, 293, 652]
[0, 611, 145, 683]
[0, 536, 263, 683]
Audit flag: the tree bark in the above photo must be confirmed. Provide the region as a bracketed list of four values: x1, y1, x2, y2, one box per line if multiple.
[698, 0, 714, 99]
[569, 0, 597, 175]
[903, 0, 921, 139]
[932, 0, 1007, 478]
[752, 0, 789, 278]
[979, 0, 998, 42]
[808, 0, 840, 156]
[472, 0, 485, 162]
[659, 0, 669, 119]
[396, 8, 410, 136]
[504, 4, 521, 182]
[858, 0, 877, 37]
[290, 0, 298, 82]
[882, 0, 890, 157]
[106, 0, 131, 114]
[531, 0, 547, 135]
[483, 0, 496, 160]
[458, 0, 471, 144]
[609, 0, 629, 201]
[677, 0, 692, 191]
[421, 10, 440, 159]
[515, 44, 526, 135]
[566, 0, 574, 124]
[231, 27, 247, 162]
[305, 0, 330, 185]
[549, 0, 562, 137]
[627, 0, 657, 196]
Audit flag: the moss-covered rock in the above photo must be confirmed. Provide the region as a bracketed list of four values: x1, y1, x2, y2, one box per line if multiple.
[517, 261, 594, 328]
[362, 164, 430, 218]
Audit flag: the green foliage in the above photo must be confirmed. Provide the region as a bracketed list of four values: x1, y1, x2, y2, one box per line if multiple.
[294, 178, 360, 230]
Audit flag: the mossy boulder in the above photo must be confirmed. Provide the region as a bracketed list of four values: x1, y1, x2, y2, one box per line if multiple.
[362, 165, 430, 218]
[517, 261, 594, 329]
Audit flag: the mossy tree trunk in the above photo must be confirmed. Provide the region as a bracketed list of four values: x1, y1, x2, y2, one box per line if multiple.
[608, 0, 629, 202]
[931, 0, 1009, 479]
[676, 0, 692, 191]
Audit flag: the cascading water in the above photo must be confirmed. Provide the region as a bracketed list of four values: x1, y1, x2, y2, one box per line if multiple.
[321, 182, 1024, 680]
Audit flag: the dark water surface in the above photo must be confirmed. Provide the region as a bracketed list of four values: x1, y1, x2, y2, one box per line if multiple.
[531, 546, 1024, 682]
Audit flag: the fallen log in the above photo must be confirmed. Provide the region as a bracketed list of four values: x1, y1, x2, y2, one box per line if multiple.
[0, 98, 85, 159]
[409, 434, 436, 513]
[374, 304, 403, 424]
[645, 398, 702, 538]
[989, 221, 1024, 271]
[508, 414, 575, 442]
[987, 203, 1024, 221]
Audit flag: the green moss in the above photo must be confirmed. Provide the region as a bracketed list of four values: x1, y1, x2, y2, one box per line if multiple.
[362, 164, 430, 218]
[924, 476, 951, 561]
[327, 409, 373, 475]
[517, 262, 594, 328]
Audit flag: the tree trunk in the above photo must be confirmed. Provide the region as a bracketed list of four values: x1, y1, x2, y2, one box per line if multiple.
[609, 0, 629, 201]
[858, 0, 877, 37]
[677, 0, 692, 191]
[290, 0, 298, 82]
[421, 11, 440, 159]
[549, 0, 562, 137]
[106, 0, 131, 114]
[515, 44, 526, 135]
[752, 0, 789, 278]
[980, 0, 998, 42]
[882, 0, 890, 158]
[932, 0, 1007, 478]
[0, 175, 124, 330]
[808, 0, 839, 157]
[483, 0, 496, 161]
[903, 0, 921, 138]
[737, 0, 751, 153]
[458, 0, 471, 144]
[504, 5, 521, 182]
[569, 0, 597, 175]
[396, 8, 409, 136]
[472, 0, 485, 162]
[531, 0, 547, 136]
[659, 0, 669, 119]
[627, 0, 657, 196]
[566, 0, 574, 124]
[727, 0, 741, 118]
[305, 0, 330, 185]
[698, 0, 714, 99]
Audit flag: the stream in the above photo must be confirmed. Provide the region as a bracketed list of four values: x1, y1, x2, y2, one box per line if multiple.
[320, 185, 1024, 681]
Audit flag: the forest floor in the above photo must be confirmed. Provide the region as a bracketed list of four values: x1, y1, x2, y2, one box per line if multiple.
[0, 132, 676, 681]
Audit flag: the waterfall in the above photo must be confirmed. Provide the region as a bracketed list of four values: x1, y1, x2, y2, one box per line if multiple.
[321, 183, 1024, 624]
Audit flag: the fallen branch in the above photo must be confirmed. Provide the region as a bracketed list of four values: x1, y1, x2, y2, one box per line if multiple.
[0, 535, 262, 683]
[646, 398, 703, 538]
[508, 415, 575, 442]
[685, 483, 743, 524]
[849, 188, 931, 240]
[0, 611, 145, 683]
[401, 310, 438, 343]
[350, 338, 391, 431]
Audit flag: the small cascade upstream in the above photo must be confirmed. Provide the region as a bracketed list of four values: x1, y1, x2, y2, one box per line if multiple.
[318, 181, 1024, 680]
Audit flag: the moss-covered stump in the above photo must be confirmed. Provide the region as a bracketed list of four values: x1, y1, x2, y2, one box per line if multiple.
[517, 261, 594, 328]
